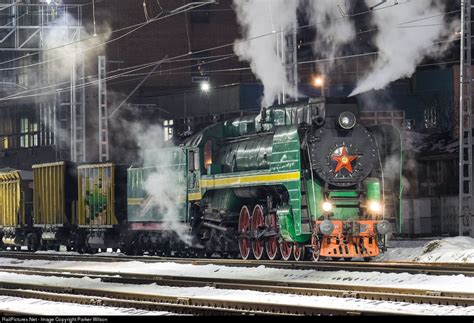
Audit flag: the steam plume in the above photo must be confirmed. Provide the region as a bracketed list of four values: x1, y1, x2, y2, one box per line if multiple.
[350, 0, 458, 96]
[306, 0, 356, 70]
[133, 124, 194, 246]
[39, 12, 111, 148]
[233, 0, 299, 107]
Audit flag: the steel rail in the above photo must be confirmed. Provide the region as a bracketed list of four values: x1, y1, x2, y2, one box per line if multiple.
[0, 251, 473, 276]
[0, 281, 404, 316]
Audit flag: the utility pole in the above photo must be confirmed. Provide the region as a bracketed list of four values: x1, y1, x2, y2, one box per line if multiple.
[277, 23, 298, 105]
[98, 55, 109, 162]
[287, 21, 298, 102]
[459, 0, 473, 237]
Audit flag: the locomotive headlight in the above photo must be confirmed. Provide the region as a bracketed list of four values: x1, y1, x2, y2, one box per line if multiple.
[338, 111, 356, 130]
[368, 201, 382, 214]
[319, 220, 335, 235]
[322, 201, 333, 213]
[376, 220, 391, 235]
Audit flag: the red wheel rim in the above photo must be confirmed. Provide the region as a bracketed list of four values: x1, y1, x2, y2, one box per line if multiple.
[293, 243, 305, 261]
[280, 240, 293, 261]
[265, 213, 280, 260]
[251, 204, 265, 260]
[238, 205, 252, 260]
[311, 234, 321, 262]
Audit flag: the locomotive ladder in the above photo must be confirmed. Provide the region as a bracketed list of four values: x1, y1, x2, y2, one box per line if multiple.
[300, 177, 312, 233]
[459, 0, 473, 237]
[71, 52, 86, 163]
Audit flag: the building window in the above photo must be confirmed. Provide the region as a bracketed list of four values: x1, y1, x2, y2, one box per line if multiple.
[2, 137, 8, 150]
[164, 119, 174, 141]
[20, 117, 38, 148]
[20, 118, 28, 148]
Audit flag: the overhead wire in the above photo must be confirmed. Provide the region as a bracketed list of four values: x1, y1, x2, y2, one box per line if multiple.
[0, 0, 457, 78]
[0, 0, 420, 70]
[0, 1, 462, 101]
[0, 0, 209, 70]
[0, 34, 463, 103]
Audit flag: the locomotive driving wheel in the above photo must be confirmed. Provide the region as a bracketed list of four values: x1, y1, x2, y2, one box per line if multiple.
[251, 204, 266, 260]
[265, 213, 281, 260]
[310, 234, 321, 261]
[293, 243, 306, 261]
[280, 240, 293, 261]
[238, 205, 253, 260]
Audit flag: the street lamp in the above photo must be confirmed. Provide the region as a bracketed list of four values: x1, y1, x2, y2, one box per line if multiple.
[313, 76, 323, 87]
[200, 81, 210, 93]
[313, 75, 325, 97]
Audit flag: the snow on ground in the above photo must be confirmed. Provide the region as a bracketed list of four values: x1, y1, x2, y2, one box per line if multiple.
[0, 295, 171, 316]
[0, 255, 473, 294]
[0, 272, 471, 315]
[378, 236, 474, 262]
[1, 236, 473, 315]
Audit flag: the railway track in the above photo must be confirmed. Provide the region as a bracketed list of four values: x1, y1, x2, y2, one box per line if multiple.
[0, 265, 471, 314]
[0, 277, 406, 316]
[0, 250, 473, 277]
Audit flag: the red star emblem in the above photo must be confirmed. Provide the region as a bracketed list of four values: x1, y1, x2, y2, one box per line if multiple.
[332, 147, 357, 173]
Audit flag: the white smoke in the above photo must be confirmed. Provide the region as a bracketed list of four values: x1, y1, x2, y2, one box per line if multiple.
[43, 13, 111, 83]
[233, 0, 299, 107]
[350, 0, 458, 96]
[133, 124, 194, 246]
[39, 12, 111, 149]
[306, 0, 356, 70]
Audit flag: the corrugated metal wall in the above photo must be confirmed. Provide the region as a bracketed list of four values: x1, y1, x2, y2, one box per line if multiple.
[33, 162, 68, 226]
[402, 196, 458, 236]
[0, 171, 22, 227]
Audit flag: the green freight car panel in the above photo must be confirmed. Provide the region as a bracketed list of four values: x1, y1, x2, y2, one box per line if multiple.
[32, 161, 77, 226]
[77, 163, 127, 227]
[127, 148, 188, 223]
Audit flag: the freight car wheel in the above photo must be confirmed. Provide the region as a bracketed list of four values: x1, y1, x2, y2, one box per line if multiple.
[251, 204, 266, 260]
[280, 240, 293, 261]
[293, 243, 305, 261]
[265, 213, 281, 260]
[238, 205, 253, 260]
[26, 233, 39, 252]
[39, 239, 47, 251]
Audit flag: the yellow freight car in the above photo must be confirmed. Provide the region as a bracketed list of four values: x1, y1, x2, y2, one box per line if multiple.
[32, 161, 77, 251]
[0, 169, 36, 250]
